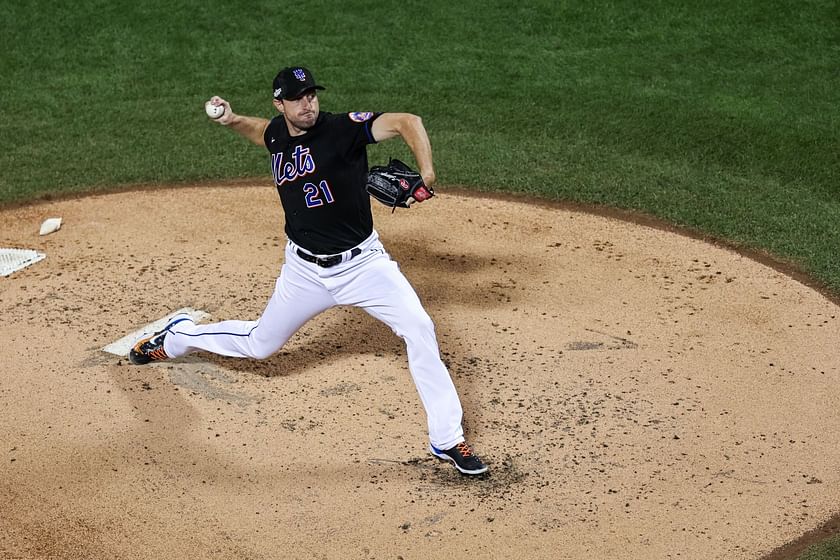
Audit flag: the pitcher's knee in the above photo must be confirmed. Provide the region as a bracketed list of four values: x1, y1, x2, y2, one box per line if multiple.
[245, 336, 285, 360]
[403, 309, 436, 337]
[249, 347, 276, 360]
[243, 324, 290, 360]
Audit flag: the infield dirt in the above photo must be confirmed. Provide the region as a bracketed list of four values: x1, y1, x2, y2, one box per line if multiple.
[1, 184, 838, 559]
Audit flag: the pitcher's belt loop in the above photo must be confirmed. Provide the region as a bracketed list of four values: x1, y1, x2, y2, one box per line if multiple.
[296, 247, 362, 268]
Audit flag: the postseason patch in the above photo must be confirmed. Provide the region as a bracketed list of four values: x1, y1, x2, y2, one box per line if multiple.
[348, 111, 374, 123]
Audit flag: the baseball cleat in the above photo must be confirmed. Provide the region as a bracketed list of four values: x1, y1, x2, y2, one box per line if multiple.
[429, 441, 489, 475]
[128, 314, 193, 365]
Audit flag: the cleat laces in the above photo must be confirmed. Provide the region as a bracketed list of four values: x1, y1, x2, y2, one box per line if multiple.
[456, 442, 474, 457]
[148, 347, 168, 361]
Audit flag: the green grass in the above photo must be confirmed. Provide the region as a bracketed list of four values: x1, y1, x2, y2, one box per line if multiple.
[797, 538, 840, 560]
[2, 1, 840, 557]
[3, 1, 838, 292]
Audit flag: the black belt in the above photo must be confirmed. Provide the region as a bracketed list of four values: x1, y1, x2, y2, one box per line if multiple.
[296, 247, 362, 268]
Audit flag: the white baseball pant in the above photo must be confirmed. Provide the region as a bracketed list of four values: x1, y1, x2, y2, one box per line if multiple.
[163, 230, 465, 449]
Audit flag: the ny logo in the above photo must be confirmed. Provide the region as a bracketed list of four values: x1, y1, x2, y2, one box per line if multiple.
[293, 69, 306, 81]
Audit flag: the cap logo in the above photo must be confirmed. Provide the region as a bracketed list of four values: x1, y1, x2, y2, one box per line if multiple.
[273, 87, 283, 97]
[293, 69, 307, 81]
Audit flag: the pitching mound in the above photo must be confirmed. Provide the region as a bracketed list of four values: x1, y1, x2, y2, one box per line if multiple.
[1, 184, 838, 559]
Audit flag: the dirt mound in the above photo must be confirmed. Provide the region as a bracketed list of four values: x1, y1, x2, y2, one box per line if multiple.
[1, 185, 838, 559]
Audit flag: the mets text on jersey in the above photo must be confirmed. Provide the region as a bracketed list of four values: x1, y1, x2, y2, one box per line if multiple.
[271, 145, 316, 186]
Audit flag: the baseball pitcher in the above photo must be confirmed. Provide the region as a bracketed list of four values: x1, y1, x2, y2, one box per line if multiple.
[129, 66, 488, 476]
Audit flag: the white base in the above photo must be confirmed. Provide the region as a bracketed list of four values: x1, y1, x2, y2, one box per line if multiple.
[39, 217, 62, 236]
[103, 307, 210, 356]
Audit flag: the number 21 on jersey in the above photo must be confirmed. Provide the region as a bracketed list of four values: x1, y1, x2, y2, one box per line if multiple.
[303, 180, 334, 208]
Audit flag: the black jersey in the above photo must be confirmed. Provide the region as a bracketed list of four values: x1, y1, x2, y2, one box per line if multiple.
[264, 111, 382, 254]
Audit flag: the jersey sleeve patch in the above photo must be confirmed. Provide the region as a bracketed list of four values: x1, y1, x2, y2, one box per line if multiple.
[348, 111, 374, 123]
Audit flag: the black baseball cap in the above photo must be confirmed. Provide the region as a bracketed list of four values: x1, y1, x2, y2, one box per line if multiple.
[272, 66, 325, 100]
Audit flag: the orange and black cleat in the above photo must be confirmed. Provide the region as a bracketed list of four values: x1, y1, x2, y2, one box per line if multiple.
[128, 314, 192, 365]
[429, 441, 489, 475]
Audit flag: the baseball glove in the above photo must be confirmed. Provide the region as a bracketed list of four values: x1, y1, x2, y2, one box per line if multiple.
[366, 159, 434, 211]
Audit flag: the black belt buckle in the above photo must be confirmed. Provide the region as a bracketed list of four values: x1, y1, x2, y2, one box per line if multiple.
[297, 247, 361, 268]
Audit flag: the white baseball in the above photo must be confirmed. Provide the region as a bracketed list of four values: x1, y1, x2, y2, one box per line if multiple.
[205, 101, 225, 120]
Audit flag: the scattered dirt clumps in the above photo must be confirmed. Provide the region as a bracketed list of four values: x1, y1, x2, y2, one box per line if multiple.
[1, 184, 838, 559]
